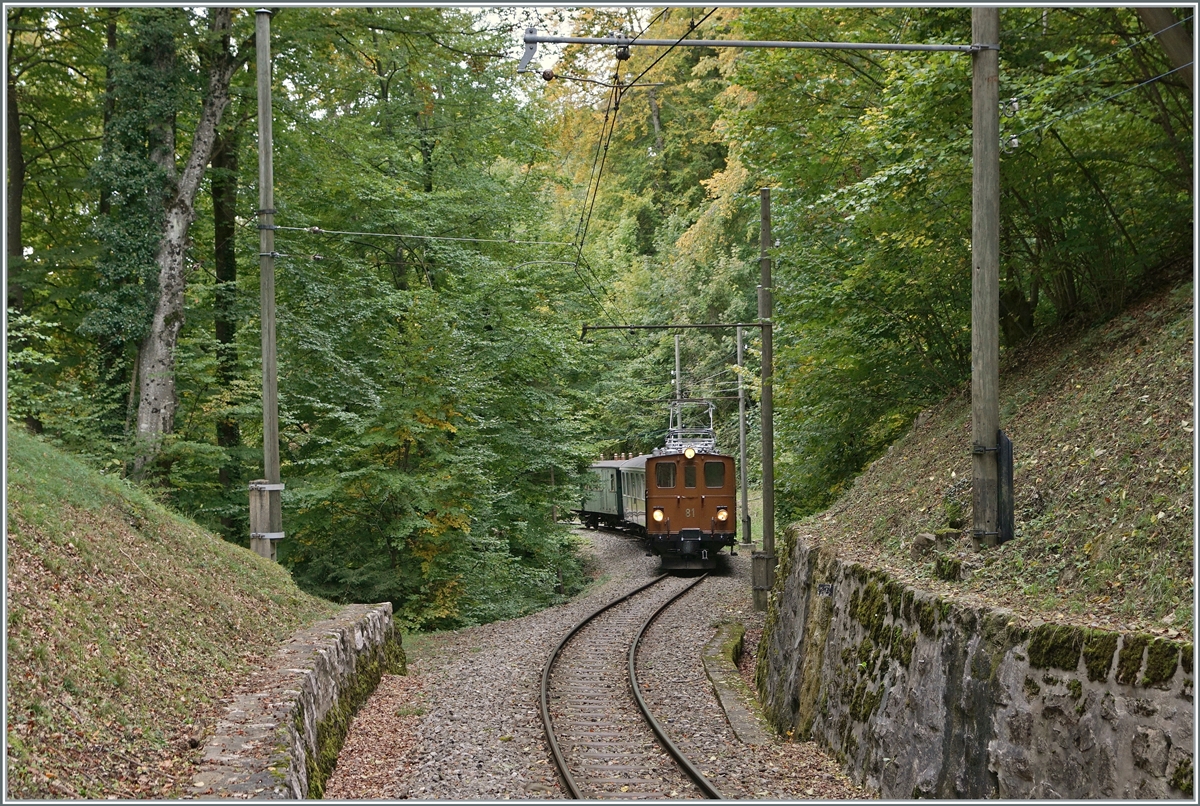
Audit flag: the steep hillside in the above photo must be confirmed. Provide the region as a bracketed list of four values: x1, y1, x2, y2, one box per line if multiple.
[5, 431, 340, 799]
[784, 281, 1193, 641]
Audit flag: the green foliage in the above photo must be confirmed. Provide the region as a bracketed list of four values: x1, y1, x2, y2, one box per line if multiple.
[80, 8, 190, 347]
[248, 8, 595, 628]
[720, 7, 1191, 515]
[542, 8, 761, 459]
[14, 7, 1192, 630]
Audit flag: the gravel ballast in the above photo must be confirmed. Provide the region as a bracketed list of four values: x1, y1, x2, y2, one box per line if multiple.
[324, 530, 872, 800]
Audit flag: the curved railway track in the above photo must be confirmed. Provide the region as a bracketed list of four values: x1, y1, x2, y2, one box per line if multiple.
[540, 574, 723, 800]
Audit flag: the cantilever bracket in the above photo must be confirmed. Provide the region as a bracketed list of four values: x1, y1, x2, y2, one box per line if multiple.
[517, 26, 539, 72]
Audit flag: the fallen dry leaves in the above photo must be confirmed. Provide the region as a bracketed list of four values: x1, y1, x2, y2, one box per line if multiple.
[323, 674, 427, 798]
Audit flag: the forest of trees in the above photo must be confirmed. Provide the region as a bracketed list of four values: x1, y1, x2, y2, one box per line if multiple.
[6, 7, 1192, 628]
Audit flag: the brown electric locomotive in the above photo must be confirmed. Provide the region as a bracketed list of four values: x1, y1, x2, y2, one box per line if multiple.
[644, 445, 737, 569]
[578, 401, 738, 571]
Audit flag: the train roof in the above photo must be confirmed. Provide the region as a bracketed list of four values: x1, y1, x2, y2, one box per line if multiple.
[620, 455, 649, 471]
[589, 454, 652, 471]
[590, 450, 734, 473]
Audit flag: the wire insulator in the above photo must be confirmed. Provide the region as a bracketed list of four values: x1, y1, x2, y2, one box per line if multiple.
[542, 68, 555, 81]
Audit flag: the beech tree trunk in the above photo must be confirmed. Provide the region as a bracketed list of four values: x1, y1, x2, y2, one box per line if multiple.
[212, 121, 241, 501]
[6, 40, 25, 310]
[1135, 7, 1193, 93]
[133, 8, 238, 472]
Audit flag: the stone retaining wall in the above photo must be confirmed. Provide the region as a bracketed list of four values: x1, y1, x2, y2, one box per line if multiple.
[757, 531, 1194, 799]
[190, 603, 405, 799]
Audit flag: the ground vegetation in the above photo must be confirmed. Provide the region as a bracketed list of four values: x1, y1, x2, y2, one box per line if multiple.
[5, 429, 338, 799]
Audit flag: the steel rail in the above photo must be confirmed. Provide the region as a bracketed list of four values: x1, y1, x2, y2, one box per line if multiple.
[628, 573, 723, 799]
[539, 574, 670, 799]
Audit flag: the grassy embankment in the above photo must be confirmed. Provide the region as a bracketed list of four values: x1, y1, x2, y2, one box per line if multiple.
[790, 281, 1194, 641]
[5, 429, 340, 799]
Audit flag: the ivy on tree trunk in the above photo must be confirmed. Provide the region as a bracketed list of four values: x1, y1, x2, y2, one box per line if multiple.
[133, 8, 240, 473]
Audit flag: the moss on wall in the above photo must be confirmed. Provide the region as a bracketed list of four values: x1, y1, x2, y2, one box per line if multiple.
[913, 597, 939, 637]
[1116, 634, 1151, 686]
[720, 621, 747, 665]
[304, 636, 406, 798]
[1170, 757, 1193, 798]
[1028, 623, 1083, 671]
[763, 529, 1193, 801]
[1082, 630, 1119, 682]
[1143, 638, 1180, 688]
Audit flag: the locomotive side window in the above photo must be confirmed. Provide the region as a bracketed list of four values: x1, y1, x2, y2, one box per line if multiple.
[704, 461, 725, 488]
[655, 462, 676, 488]
[684, 464, 697, 488]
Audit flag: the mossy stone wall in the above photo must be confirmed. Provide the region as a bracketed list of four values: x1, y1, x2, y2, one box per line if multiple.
[190, 603, 405, 799]
[757, 528, 1193, 799]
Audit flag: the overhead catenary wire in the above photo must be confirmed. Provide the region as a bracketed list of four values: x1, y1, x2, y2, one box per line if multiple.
[629, 7, 670, 46]
[275, 224, 573, 247]
[1003, 13, 1194, 106]
[572, 80, 621, 266]
[564, 8, 721, 333]
[623, 7, 720, 91]
[1008, 60, 1193, 144]
[570, 9, 717, 270]
[564, 76, 631, 333]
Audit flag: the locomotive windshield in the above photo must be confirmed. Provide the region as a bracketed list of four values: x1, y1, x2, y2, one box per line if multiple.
[704, 461, 725, 487]
[684, 465, 697, 488]
[655, 462, 676, 488]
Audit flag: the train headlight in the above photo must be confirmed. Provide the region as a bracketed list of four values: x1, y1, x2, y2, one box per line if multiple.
[652, 508, 665, 523]
[683, 447, 696, 460]
[716, 507, 729, 522]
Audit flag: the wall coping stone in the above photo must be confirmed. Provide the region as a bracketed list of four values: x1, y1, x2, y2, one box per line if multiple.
[702, 622, 774, 745]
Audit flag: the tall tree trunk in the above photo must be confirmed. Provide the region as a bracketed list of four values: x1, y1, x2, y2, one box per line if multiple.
[133, 7, 238, 472]
[1115, 10, 1193, 182]
[1135, 7, 1193, 93]
[6, 10, 26, 311]
[212, 120, 241, 497]
[99, 10, 118, 218]
[647, 86, 664, 155]
[6, 68, 25, 311]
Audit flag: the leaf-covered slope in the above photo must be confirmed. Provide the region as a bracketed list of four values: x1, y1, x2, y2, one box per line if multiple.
[5, 430, 340, 799]
[786, 281, 1194, 641]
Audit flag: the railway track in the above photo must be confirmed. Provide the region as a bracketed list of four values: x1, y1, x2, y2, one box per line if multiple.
[540, 574, 723, 800]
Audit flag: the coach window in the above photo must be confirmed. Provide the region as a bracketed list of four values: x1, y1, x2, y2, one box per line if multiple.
[684, 464, 697, 488]
[704, 461, 725, 488]
[655, 462, 676, 488]
[609, 473, 615, 492]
